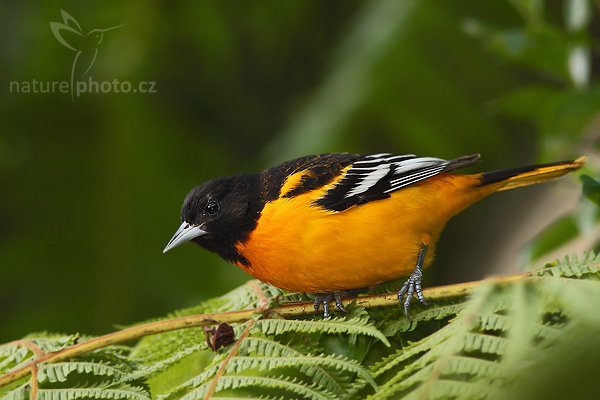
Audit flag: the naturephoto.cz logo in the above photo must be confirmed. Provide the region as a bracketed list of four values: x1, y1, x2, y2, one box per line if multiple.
[9, 10, 157, 99]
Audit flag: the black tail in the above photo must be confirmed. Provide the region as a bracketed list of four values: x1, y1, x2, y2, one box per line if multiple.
[479, 157, 586, 191]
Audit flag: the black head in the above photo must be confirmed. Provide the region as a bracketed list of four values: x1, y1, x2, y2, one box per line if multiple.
[164, 173, 262, 264]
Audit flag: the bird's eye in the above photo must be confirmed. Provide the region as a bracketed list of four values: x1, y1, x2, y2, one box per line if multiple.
[205, 201, 219, 215]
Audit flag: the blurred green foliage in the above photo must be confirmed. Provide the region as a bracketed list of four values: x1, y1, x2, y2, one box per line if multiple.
[0, 0, 598, 342]
[581, 175, 600, 204]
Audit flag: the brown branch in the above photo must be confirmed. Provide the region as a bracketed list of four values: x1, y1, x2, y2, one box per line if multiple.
[0, 271, 530, 389]
[204, 320, 255, 399]
[30, 364, 38, 400]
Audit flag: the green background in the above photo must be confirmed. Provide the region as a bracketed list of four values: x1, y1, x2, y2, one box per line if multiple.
[1, 0, 598, 341]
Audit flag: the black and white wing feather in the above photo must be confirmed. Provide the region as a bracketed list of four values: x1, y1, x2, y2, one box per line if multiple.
[315, 153, 480, 212]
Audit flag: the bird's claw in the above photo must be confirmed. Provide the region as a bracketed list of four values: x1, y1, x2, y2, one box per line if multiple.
[314, 292, 347, 318]
[397, 267, 428, 318]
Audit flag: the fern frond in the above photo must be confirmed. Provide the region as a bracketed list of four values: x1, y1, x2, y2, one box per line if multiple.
[401, 379, 496, 400]
[129, 327, 206, 365]
[239, 337, 345, 394]
[535, 278, 600, 326]
[84, 347, 136, 371]
[255, 318, 390, 346]
[370, 325, 457, 378]
[155, 362, 223, 400]
[372, 283, 501, 398]
[0, 346, 32, 374]
[158, 345, 371, 399]
[124, 343, 205, 382]
[461, 332, 507, 356]
[379, 300, 467, 336]
[181, 375, 336, 400]
[370, 355, 501, 400]
[37, 383, 150, 400]
[536, 252, 600, 278]
[0, 383, 29, 400]
[371, 254, 600, 399]
[226, 355, 376, 389]
[240, 337, 306, 358]
[37, 362, 127, 383]
[0, 346, 24, 359]
[26, 334, 79, 353]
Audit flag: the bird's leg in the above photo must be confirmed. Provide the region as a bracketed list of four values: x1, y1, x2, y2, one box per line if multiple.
[398, 244, 429, 317]
[314, 293, 343, 318]
[314, 288, 368, 318]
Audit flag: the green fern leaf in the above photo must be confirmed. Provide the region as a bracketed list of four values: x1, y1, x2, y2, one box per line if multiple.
[240, 337, 345, 394]
[124, 343, 206, 382]
[155, 361, 223, 400]
[158, 344, 371, 399]
[37, 362, 127, 383]
[0, 383, 29, 400]
[536, 252, 600, 278]
[181, 375, 336, 400]
[37, 384, 150, 400]
[26, 334, 80, 353]
[226, 355, 376, 389]
[380, 300, 467, 336]
[255, 318, 390, 346]
[0, 346, 32, 374]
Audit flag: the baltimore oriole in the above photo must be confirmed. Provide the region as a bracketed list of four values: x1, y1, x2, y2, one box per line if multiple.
[164, 153, 585, 317]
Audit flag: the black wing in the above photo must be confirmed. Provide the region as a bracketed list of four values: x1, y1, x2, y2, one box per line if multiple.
[315, 153, 480, 212]
[260, 153, 360, 202]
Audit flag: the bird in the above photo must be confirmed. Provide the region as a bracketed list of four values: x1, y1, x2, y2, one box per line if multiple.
[163, 153, 585, 317]
[49, 10, 124, 99]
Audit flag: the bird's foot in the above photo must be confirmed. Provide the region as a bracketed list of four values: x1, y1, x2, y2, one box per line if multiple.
[397, 266, 428, 318]
[314, 293, 345, 318]
[314, 288, 367, 318]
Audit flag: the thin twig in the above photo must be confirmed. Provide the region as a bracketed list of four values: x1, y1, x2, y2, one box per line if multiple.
[30, 364, 38, 400]
[0, 271, 531, 389]
[204, 320, 255, 399]
[247, 280, 270, 309]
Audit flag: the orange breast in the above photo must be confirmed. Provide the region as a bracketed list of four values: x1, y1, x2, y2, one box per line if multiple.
[235, 172, 487, 293]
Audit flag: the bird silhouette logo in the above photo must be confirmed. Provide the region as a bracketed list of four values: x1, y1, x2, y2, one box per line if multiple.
[50, 10, 124, 98]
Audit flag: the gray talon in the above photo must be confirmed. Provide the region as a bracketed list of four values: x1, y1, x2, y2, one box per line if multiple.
[333, 293, 347, 313]
[397, 244, 429, 317]
[314, 290, 361, 318]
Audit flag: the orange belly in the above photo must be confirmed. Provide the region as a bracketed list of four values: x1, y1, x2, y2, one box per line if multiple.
[235, 173, 487, 293]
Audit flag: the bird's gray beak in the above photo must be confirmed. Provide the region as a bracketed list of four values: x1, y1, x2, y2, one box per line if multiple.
[163, 222, 207, 253]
